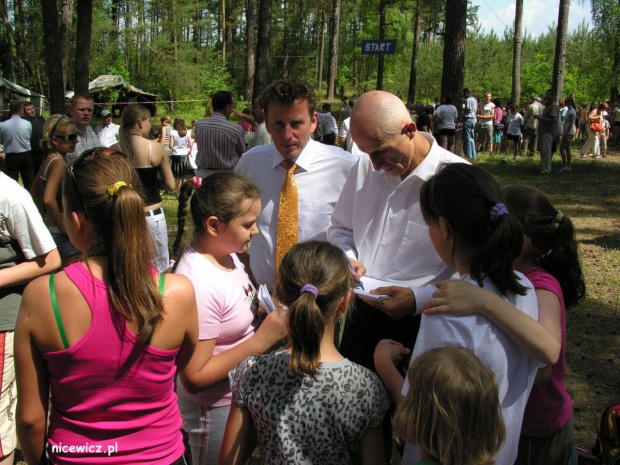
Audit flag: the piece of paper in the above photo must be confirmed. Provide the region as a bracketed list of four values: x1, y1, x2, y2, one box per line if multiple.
[258, 284, 276, 314]
[353, 276, 395, 302]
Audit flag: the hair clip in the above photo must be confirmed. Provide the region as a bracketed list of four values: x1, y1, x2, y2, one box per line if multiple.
[489, 203, 508, 223]
[107, 181, 132, 196]
[300, 284, 318, 299]
[191, 176, 202, 189]
[555, 211, 563, 223]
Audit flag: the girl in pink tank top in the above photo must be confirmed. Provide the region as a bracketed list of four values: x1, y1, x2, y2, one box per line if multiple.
[15, 149, 198, 464]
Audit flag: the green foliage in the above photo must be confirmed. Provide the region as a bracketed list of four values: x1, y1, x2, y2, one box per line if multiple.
[3, 0, 612, 112]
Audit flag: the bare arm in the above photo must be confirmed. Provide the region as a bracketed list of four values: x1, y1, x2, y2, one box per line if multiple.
[155, 145, 175, 191]
[179, 310, 286, 393]
[219, 400, 256, 465]
[41, 158, 67, 234]
[360, 426, 386, 465]
[0, 249, 61, 288]
[15, 281, 51, 465]
[423, 280, 560, 365]
[231, 109, 255, 127]
[373, 339, 409, 405]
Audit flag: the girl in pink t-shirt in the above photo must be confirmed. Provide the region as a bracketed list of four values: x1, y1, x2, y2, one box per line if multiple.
[171, 172, 286, 465]
[424, 185, 585, 465]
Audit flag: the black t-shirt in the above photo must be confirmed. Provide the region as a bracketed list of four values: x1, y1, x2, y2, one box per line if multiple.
[417, 112, 431, 131]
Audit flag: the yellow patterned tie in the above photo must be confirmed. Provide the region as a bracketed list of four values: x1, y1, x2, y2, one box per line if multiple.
[275, 159, 299, 270]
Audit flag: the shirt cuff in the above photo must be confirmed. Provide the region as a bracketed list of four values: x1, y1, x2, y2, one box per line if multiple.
[412, 285, 435, 315]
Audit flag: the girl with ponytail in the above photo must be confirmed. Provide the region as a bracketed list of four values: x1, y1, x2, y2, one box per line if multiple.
[422, 184, 585, 465]
[15, 149, 198, 464]
[172, 172, 286, 465]
[374, 163, 540, 465]
[220, 241, 390, 465]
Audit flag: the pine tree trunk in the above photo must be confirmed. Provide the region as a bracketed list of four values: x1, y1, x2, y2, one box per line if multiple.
[74, 0, 93, 95]
[552, 0, 570, 100]
[318, 9, 325, 92]
[441, 0, 467, 154]
[59, 0, 72, 91]
[407, 0, 422, 104]
[0, 0, 16, 81]
[40, 0, 66, 113]
[327, 0, 341, 100]
[245, 0, 255, 103]
[253, 0, 272, 97]
[511, 0, 523, 105]
[376, 0, 386, 90]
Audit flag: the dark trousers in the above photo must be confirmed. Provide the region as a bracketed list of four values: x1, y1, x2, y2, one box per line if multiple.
[4, 151, 34, 191]
[339, 297, 420, 373]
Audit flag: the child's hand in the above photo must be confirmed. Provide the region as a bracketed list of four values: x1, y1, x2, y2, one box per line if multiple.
[423, 280, 500, 317]
[374, 339, 410, 368]
[255, 308, 288, 350]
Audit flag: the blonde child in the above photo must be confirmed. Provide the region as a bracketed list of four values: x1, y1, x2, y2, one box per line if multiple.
[394, 347, 505, 465]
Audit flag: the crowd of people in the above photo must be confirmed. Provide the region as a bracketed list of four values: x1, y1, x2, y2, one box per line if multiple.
[0, 79, 591, 465]
[411, 90, 620, 174]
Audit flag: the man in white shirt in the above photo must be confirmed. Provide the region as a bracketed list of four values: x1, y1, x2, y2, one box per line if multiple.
[328, 90, 467, 370]
[316, 104, 338, 145]
[235, 79, 358, 288]
[0, 101, 33, 190]
[248, 96, 272, 149]
[94, 110, 120, 148]
[66, 93, 100, 163]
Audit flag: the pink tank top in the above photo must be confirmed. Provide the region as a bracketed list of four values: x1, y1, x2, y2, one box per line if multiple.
[43, 262, 184, 464]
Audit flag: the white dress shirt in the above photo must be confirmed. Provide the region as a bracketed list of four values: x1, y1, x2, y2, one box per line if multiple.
[328, 132, 467, 290]
[401, 273, 540, 465]
[95, 122, 120, 148]
[235, 139, 358, 288]
[66, 126, 101, 163]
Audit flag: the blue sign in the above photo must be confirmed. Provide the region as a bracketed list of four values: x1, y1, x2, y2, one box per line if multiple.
[361, 40, 397, 55]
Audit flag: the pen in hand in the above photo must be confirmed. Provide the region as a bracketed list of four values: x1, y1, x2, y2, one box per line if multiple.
[343, 250, 365, 290]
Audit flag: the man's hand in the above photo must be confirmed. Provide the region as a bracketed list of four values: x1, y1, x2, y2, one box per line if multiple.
[361, 285, 415, 320]
[348, 257, 367, 286]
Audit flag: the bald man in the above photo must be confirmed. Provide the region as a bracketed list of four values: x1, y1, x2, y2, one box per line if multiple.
[328, 91, 467, 371]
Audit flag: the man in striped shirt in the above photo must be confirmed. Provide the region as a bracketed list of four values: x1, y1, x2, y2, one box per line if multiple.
[194, 91, 245, 177]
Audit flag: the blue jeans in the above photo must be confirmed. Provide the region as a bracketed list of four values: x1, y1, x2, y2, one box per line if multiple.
[463, 118, 477, 159]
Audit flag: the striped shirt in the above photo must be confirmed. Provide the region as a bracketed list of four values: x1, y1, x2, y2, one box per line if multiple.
[194, 113, 245, 170]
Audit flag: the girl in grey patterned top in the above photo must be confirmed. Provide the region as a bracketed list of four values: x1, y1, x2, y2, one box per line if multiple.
[220, 241, 390, 465]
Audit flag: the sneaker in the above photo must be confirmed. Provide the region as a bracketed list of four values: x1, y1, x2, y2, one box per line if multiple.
[511, 157, 517, 163]
[560, 166, 568, 172]
[580, 154, 587, 158]
[501, 156, 508, 163]
[595, 155, 601, 159]
[566, 166, 571, 171]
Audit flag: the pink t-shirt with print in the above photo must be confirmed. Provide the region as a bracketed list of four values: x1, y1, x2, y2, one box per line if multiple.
[175, 245, 259, 408]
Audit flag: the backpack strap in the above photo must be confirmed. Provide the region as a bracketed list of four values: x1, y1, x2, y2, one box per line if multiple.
[49, 274, 69, 350]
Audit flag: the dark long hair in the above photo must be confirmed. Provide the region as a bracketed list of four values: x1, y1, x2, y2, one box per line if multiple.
[503, 185, 585, 308]
[420, 163, 526, 296]
[171, 172, 260, 269]
[276, 241, 352, 378]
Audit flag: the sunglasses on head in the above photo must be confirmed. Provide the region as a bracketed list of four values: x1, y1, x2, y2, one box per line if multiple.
[54, 133, 78, 142]
[67, 147, 127, 219]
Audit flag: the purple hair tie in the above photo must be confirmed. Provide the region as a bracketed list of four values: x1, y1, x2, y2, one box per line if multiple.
[489, 203, 509, 223]
[300, 284, 319, 299]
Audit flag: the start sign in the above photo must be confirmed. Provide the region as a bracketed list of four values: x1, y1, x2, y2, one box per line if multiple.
[361, 40, 397, 55]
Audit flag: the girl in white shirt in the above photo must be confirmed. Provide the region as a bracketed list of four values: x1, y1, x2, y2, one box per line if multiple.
[374, 163, 539, 465]
[503, 104, 524, 163]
